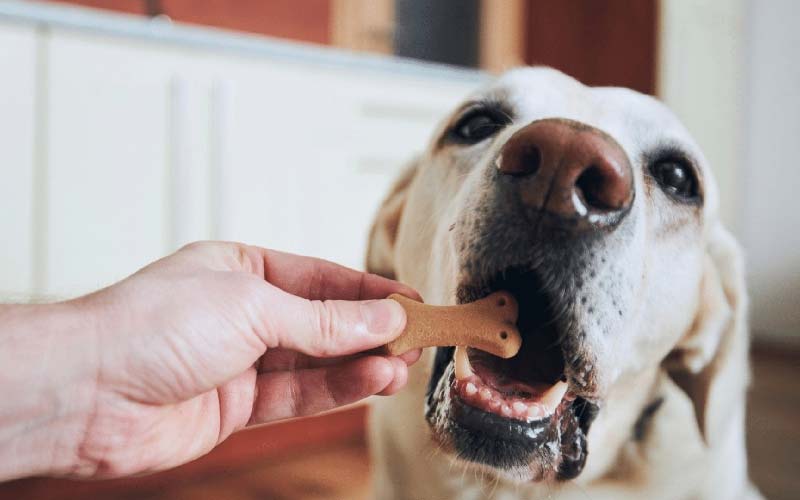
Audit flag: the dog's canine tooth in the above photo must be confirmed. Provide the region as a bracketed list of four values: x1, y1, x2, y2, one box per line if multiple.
[540, 380, 569, 414]
[453, 346, 474, 380]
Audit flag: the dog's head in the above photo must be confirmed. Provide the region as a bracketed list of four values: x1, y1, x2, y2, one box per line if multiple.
[367, 68, 745, 483]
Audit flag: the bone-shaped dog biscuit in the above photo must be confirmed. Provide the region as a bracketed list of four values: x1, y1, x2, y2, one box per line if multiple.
[384, 291, 522, 358]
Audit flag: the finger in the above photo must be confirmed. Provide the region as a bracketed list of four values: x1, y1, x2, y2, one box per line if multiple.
[248, 356, 395, 424]
[376, 356, 409, 396]
[260, 286, 406, 357]
[215, 367, 258, 441]
[258, 347, 420, 374]
[257, 348, 361, 372]
[259, 248, 421, 301]
[398, 348, 422, 366]
[174, 242, 422, 301]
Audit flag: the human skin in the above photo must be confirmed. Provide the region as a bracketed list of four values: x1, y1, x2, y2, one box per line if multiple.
[0, 241, 420, 481]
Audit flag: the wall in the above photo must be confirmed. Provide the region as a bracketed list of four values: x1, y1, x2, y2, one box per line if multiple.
[740, 0, 800, 337]
[47, 0, 332, 44]
[660, 0, 800, 338]
[658, 0, 746, 231]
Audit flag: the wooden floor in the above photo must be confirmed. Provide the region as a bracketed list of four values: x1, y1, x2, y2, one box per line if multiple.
[115, 440, 372, 500]
[746, 343, 799, 500]
[1, 345, 797, 500]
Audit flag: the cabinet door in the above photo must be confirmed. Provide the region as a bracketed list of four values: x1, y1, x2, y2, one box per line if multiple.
[214, 61, 359, 259]
[0, 23, 37, 298]
[44, 31, 210, 297]
[216, 57, 477, 271]
[319, 73, 475, 270]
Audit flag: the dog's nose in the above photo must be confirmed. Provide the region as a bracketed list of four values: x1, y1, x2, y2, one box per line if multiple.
[496, 118, 633, 229]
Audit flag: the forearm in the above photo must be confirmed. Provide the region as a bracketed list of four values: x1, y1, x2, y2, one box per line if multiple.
[0, 301, 98, 481]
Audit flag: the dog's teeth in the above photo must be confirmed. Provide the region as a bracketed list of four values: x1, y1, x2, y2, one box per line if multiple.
[540, 380, 569, 414]
[453, 346, 474, 381]
[512, 401, 528, 414]
[527, 404, 544, 420]
[500, 404, 512, 417]
[479, 387, 492, 401]
[465, 382, 478, 396]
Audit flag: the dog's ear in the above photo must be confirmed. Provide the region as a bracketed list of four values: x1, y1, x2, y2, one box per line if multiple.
[664, 223, 749, 445]
[365, 159, 420, 279]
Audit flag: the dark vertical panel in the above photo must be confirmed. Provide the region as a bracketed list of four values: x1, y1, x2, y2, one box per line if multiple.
[524, 0, 657, 94]
[394, 0, 480, 67]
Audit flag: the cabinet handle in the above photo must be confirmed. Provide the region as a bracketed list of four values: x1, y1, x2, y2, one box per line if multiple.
[209, 79, 232, 240]
[360, 102, 441, 123]
[167, 76, 188, 250]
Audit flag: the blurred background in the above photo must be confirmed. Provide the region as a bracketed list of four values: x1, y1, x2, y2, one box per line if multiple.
[0, 0, 797, 499]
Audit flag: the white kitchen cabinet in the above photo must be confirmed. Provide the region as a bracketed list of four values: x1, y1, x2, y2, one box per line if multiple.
[0, 2, 483, 299]
[0, 23, 37, 298]
[215, 57, 474, 270]
[44, 31, 211, 297]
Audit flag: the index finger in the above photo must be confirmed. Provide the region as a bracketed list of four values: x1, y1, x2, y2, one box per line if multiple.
[259, 249, 421, 302]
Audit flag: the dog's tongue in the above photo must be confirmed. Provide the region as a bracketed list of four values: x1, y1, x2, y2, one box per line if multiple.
[472, 361, 551, 397]
[453, 346, 569, 422]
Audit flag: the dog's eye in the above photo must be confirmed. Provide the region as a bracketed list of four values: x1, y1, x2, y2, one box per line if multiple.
[650, 159, 699, 200]
[450, 109, 510, 144]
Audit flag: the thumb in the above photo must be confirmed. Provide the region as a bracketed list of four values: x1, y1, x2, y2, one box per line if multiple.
[261, 287, 407, 357]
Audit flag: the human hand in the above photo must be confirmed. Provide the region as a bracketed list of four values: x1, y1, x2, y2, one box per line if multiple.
[0, 242, 420, 480]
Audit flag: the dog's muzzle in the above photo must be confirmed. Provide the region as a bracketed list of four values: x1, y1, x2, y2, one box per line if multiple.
[424, 119, 635, 481]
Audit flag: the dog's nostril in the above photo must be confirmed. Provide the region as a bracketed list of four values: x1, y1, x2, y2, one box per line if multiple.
[497, 297, 507, 307]
[575, 164, 626, 211]
[498, 145, 542, 177]
[500, 331, 508, 340]
[519, 146, 542, 176]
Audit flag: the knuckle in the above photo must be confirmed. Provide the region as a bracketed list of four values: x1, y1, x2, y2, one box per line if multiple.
[310, 300, 340, 357]
[179, 240, 233, 259]
[178, 240, 209, 253]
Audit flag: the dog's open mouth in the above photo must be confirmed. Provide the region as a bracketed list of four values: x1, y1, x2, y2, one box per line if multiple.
[452, 347, 572, 425]
[425, 267, 598, 481]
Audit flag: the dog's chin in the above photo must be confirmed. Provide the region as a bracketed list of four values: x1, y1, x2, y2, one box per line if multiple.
[424, 268, 600, 482]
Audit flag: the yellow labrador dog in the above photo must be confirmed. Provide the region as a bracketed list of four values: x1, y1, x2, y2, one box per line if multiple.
[366, 68, 762, 500]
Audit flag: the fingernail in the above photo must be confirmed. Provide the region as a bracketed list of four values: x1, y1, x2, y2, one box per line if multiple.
[361, 299, 405, 336]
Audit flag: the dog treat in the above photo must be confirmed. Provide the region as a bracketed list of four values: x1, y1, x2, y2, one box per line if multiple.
[384, 291, 522, 358]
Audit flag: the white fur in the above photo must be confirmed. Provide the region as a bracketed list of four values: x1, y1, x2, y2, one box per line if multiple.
[367, 68, 762, 500]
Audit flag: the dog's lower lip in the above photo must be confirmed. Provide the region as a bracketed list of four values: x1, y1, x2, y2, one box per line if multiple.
[450, 393, 555, 443]
[424, 346, 598, 480]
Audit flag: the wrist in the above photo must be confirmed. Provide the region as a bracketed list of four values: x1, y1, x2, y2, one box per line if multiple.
[0, 299, 100, 480]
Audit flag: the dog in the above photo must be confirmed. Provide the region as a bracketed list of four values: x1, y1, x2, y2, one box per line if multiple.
[365, 67, 762, 499]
